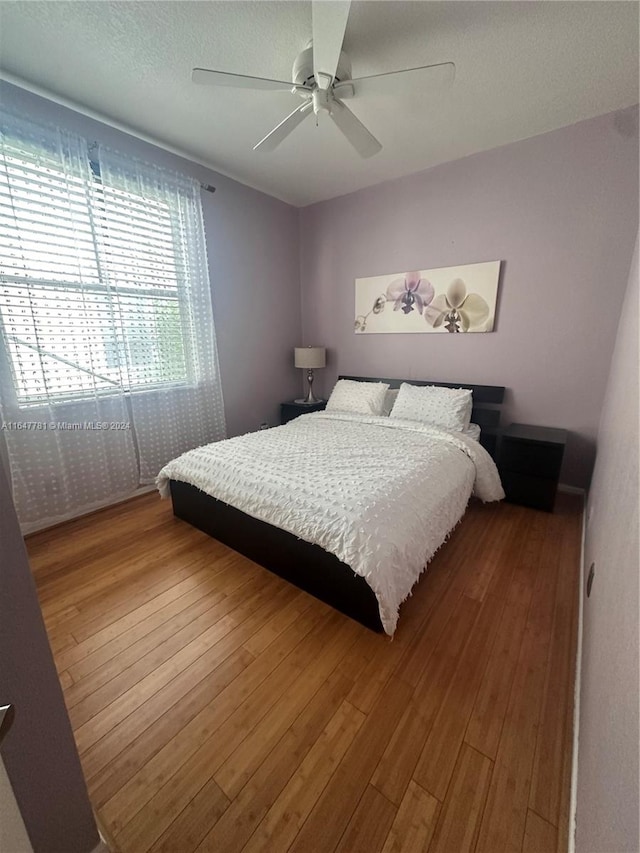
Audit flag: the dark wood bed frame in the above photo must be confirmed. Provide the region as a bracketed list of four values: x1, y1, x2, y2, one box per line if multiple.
[170, 375, 505, 633]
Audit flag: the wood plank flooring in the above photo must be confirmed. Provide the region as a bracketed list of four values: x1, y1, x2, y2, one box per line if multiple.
[28, 491, 582, 853]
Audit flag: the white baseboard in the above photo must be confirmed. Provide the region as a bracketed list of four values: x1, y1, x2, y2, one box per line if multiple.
[558, 483, 586, 496]
[23, 485, 156, 536]
[568, 492, 587, 853]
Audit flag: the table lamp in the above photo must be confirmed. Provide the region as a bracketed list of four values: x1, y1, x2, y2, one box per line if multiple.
[294, 346, 326, 404]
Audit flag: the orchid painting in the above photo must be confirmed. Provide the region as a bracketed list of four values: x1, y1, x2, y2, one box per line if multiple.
[354, 260, 500, 334]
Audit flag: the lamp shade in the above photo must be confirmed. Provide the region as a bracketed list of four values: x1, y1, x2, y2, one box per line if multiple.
[294, 346, 326, 369]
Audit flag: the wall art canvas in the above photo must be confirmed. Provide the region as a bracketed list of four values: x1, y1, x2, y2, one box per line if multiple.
[354, 260, 501, 334]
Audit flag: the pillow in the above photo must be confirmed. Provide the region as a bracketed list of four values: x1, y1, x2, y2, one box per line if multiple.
[381, 388, 399, 417]
[389, 383, 473, 432]
[326, 379, 390, 416]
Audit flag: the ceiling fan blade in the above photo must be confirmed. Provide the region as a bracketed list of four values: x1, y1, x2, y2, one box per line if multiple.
[312, 0, 351, 89]
[351, 61, 455, 97]
[254, 101, 313, 152]
[329, 100, 382, 158]
[192, 67, 301, 91]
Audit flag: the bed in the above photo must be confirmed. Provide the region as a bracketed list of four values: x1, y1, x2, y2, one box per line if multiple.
[157, 376, 506, 634]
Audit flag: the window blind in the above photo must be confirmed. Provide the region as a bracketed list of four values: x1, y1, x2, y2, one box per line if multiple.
[0, 132, 189, 404]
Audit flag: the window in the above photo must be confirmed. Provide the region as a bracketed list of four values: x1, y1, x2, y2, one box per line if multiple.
[0, 134, 192, 404]
[0, 113, 225, 529]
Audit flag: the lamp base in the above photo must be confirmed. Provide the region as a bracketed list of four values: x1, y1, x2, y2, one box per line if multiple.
[298, 368, 322, 405]
[294, 398, 325, 405]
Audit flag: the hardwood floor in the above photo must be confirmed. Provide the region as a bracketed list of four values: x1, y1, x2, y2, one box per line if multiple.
[28, 492, 582, 853]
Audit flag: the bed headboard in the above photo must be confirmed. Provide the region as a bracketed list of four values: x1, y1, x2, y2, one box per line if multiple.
[338, 375, 505, 458]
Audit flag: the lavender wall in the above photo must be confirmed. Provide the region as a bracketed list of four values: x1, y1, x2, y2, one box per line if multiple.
[0, 81, 302, 436]
[0, 461, 99, 853]
[576, 232, 639, 852]
[299, 107, 639, 487]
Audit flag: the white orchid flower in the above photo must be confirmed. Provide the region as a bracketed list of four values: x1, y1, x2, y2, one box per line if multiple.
[425, 278, 490, 332]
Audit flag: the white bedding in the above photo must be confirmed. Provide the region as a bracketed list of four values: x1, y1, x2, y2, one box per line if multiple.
[463, 422, 481, 442]
[157, 412, 504, 634]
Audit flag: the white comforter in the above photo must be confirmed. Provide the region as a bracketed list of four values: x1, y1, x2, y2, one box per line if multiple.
[157, 412, 504, 634]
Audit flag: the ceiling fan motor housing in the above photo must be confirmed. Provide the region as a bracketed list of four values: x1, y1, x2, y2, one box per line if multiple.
[292, 44, 352, 90]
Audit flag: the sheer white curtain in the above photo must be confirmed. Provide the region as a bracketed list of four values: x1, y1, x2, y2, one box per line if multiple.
[95, 146, 226, 482]
[0, 112, 225, 532]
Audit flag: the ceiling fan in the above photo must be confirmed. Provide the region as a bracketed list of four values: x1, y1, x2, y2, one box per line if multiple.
[192, 0, 454, 158]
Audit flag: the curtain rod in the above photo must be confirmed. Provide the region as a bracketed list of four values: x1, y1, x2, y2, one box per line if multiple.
[88, 141, 215, 193]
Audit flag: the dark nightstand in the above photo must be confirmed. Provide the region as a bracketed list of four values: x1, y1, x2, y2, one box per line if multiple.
[498, 423, 567, 512]
[280, 400, 326, 425]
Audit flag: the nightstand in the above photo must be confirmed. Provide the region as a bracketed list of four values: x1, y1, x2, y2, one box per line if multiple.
[498, 423, 567, 512]
[280, 400, 326, 425]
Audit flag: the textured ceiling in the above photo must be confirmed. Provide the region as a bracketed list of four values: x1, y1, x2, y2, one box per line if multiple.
[0, 1, 637, 206]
